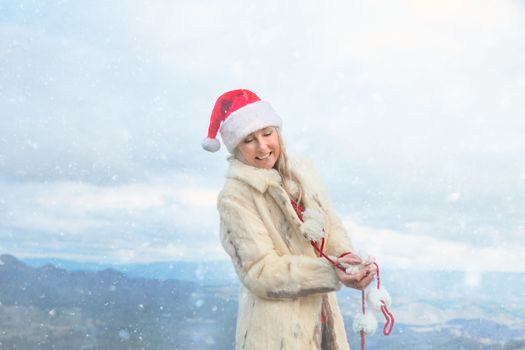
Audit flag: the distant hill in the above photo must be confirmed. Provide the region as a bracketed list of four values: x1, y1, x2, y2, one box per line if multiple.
[2, 254, 525, 350]
[0, 254, 237, 349]
[23, 256, 239, 285]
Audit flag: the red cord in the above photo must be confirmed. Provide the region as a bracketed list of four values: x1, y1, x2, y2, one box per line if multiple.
[310, 241, 346, 271]
[374, 262, 395, 336]
[291, 198, 394, 345]
[361, 290, 366, 314]
[360, 289, 366, 349]
[290, 198, 346, 272]
[338, 252, 352, 258]
[381, 302, 395, 335]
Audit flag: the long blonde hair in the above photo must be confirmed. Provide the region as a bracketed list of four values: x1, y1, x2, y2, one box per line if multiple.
[273, 128, 304, 204]
[232, 127, 304, 204]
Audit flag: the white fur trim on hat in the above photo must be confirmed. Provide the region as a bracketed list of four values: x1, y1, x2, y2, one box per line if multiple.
[302, 208, 325, 242]
[353, 312, 377, 335]
[366, 286, 392, 310]
[220, 100, 282, 153]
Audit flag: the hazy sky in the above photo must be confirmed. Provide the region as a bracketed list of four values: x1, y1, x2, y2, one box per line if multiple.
[1, 0, 524, 271]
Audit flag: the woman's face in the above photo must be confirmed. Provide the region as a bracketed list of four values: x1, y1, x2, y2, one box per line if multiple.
[237, 127, 281, 169]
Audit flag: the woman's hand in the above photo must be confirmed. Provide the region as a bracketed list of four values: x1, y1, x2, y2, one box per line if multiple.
[335, 254, 376, 290]
[336, 252, 362, 266]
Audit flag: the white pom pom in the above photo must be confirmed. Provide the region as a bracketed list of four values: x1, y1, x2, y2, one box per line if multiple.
[352, 312, 377, 335]
[302, 208, 325, 242]
[366, 286, 392, 310]
[201, 137, 220, 152]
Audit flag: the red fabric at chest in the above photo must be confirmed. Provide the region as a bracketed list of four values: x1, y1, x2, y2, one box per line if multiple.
[290, 198, 327, 324]
[290, 199, 325, 256]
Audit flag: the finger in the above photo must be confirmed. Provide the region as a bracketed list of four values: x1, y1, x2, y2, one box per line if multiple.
[341, 260, 361, 268]
[364, 265, 376, 275]
[337, 253, 361, 261]
[339, 264, 376, 286]
[368, 266, 378, 277]
[337, 269, 360, 284]
[337, 256, 362, 265]
[359, 277, 375, 290]
[356, 268, 376, 284]
[354, 278, 369, 290]
[359, 272, 376, 289]
[345, 269, 368, 283]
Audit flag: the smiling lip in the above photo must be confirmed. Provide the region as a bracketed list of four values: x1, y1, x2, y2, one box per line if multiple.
[256, 152, 272, 160]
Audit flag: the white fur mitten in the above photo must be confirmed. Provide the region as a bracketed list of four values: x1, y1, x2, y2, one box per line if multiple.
[335, 250, 371, 274]
[336, 260, 361, 274]
[302, 208, 325, 242]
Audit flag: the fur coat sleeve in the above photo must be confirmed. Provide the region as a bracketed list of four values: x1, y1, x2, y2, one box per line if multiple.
[218, 189, 342, 300]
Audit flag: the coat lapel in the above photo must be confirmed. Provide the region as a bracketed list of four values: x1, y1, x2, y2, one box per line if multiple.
[227, 158, 281, 193]
[225, 157, 325, 243]
[267, 185, 304, 232]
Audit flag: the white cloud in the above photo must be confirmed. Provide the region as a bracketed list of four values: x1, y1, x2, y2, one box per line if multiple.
[343, 216, 525, 272]
[1, 0, 524, 266]
[0, 176, 222, 262]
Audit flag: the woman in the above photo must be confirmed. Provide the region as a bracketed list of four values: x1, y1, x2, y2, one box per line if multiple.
[202, 89, 376, 349]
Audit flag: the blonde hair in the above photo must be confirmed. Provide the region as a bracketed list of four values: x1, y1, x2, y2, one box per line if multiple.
[273, 128, 304, 204]
[232, 127, 304, 204]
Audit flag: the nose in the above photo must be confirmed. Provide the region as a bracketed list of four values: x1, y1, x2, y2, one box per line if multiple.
[256, 138, 269, 152]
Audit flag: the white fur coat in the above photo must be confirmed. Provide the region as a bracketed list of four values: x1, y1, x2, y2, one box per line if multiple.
[218, 155, 354, 350]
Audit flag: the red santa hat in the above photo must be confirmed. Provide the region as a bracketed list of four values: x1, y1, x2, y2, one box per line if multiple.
[201, 89, 282, 153]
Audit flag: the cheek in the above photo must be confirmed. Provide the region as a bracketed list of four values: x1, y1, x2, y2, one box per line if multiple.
[238, 143, 255, 159]
[271, 136, 281, 154]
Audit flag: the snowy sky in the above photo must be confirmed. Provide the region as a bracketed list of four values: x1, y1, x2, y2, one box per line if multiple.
[1, 0, 524, 272]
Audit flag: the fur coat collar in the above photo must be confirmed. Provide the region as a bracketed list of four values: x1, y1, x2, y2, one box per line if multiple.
[226, 156, 283, 193]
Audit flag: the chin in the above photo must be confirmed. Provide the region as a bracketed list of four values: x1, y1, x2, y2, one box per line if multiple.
[252, 159, 276, 169]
